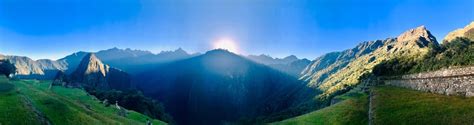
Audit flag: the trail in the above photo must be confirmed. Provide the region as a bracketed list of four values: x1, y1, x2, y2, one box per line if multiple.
[20, 95, 51, 125]
[368, 88, 375, 125]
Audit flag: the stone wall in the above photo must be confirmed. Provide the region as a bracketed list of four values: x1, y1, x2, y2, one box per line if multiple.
[383, 66, 474, 97]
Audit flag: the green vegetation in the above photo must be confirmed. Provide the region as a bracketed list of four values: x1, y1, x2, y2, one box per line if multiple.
[0, 76, 166, 124]
[87, 89, 173, 123]
[272, 89, 368, 125]
[0, 76, 43, 124]
[373, 86, 474, 124]
[276, 85, 474, 125]
[373, 37, 474, 76]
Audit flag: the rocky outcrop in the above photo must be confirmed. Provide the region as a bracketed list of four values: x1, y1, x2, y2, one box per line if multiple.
[444, 21, 474, 43]
[69, 53, 131, 90]
[384, 66, 474, 97]
[396, 25, 438, 46]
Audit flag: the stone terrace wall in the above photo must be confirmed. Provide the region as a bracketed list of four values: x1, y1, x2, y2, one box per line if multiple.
[384, 66, 474, 97]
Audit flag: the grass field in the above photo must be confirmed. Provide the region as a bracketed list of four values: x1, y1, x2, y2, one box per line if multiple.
[272, 89, 368, 125]
[373, 86, 474, 125]
[273, 85, 474, 125]
[0, 76, 166, 125]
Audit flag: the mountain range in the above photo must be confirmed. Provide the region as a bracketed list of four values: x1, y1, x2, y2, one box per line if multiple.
[301, 25, 439, 98]
[0, 21, 472, 124]
[247, 55, 311, 77]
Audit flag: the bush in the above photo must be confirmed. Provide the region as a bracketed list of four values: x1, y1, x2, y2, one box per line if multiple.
[87, 89, 174, 123]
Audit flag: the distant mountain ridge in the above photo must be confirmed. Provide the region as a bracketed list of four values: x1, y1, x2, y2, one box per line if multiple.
[97, 48, 198, 74]
[0, 54, 67, 79]
[247, 54, 311, 77]
[0, 48, 198, 79]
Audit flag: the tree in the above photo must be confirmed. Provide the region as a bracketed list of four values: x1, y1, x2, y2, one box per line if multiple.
[0, 60, 16, 78]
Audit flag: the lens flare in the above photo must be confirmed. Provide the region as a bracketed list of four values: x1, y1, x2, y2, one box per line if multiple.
[213, 38, 238, 53]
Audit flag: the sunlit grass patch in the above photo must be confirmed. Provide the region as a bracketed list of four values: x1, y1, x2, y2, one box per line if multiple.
[373, 86, 474, 125]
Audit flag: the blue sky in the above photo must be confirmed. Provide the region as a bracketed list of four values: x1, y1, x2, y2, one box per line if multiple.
[0, 0, 473, 60]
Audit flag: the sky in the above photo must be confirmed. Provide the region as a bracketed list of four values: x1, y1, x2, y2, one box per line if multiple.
[0, 0, 473, 60]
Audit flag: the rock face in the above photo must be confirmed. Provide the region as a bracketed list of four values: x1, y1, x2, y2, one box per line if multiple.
[247, 54, 311, 77]
[397, 25, 437, 46]
[69, 53, 131, 90]
[444, 21, 474, 43]
[301, 25, 439, 97]
[384, 66, 474, 97]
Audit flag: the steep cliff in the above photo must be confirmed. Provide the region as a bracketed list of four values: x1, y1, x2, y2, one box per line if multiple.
[69, 53, 130, 90]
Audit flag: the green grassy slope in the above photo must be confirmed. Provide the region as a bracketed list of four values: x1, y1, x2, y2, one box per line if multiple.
[0, 76, 166, 125]
[274, 85, 474, 125]
[0, 77, 43, 124]
[373, 86, 474, 125]
[272, 90, 368, 125]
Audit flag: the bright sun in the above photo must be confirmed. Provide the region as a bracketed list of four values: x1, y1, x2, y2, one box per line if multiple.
[213, 38, 239, 53]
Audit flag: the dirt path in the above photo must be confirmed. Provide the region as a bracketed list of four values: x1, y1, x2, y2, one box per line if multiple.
[368, 88, 375, 125]
[20, 95, 51, 125]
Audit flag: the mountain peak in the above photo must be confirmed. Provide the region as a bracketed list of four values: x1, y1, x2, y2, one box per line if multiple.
[109, 47, 120, 51]
[174, 47, 187, 54]
[86, 53, 98, 59]
[396, 25, 438, 48]
[444, 21, 474, 43]
[397, 25, 432, 42]
[284, 55, 298, 60]
[206, 49, 234, 55]
[79, 53, 108, 77]
[68, 53, 131, 90]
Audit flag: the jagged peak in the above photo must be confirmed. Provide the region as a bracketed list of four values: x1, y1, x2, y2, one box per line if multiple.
[79, 53, 108, 76]
[284, 55, 298, 60]
[396, 25, 438, 48]
[84, 53, 99, 61]
[174, 47, 187, 54]
[397, 25, 431, 41]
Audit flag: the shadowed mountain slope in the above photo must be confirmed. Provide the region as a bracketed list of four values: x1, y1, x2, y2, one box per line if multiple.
[136, 49, 318, 125]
